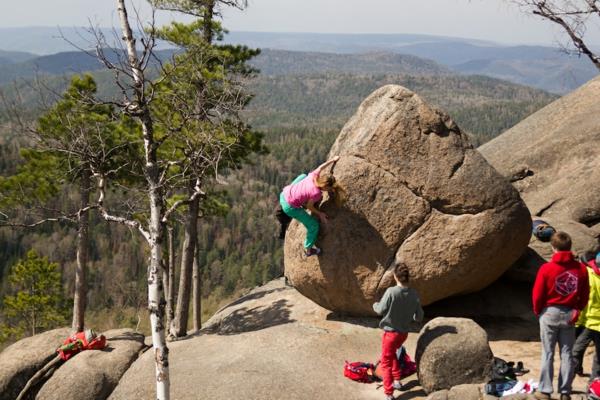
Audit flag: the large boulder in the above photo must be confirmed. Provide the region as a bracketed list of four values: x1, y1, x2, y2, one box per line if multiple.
[416, 317, 493, 394]
[480, 75, 600, 273]
[35, 329, 145, 400]
[0, 327, 70, 400]
[284, 84, 531, 315]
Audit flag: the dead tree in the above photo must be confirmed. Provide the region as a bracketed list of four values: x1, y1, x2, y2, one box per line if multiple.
[511, 0, 600, 70]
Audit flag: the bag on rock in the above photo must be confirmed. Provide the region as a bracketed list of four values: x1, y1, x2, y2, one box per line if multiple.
[274, 204, 291, 239]
[532, 220, 555, 242]
[589, 378, 600, 399]
[343, 361, 376, 383]
[485, 379, 518, 396]
[57, 329, 107, 361]
[491, 357, 517, 380]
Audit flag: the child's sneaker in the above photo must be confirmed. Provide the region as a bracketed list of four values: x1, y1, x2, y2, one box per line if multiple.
[392, 381, 402, 390]
[304, 246, 321, 257]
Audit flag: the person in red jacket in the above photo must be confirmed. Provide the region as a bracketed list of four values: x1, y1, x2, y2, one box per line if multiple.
[532, 231, 589, 400]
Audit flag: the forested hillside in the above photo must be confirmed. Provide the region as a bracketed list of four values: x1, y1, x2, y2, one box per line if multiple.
[0, 48, 557, 340]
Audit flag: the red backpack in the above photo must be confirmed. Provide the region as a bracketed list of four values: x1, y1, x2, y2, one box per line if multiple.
[343, 361, 377, 383]
[589, 378, 600, 400]
[57, 329, 107, 361]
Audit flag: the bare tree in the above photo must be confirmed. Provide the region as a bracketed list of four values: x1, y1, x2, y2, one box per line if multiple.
[511, 0, 600, 70]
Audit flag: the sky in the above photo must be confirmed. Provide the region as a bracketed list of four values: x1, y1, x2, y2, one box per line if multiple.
[0, 0, 599, 46]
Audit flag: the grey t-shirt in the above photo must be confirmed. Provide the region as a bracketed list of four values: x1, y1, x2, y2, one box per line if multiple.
[373, 286, 424, 332]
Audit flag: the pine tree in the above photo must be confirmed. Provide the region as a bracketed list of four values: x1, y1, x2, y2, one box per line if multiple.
[152, 3, 266, 338]
[1, 250, 67, 341]
[0, 74, 138, 333]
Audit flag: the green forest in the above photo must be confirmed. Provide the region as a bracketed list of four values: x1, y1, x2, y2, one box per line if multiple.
[0, 23, 558, 346]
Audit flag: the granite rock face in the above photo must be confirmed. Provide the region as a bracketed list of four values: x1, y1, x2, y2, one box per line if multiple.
[480, 75, 600, 275]
[284, 85, 531, 315]
[0, 327, 70, 400]
[35, 329, 145, 400]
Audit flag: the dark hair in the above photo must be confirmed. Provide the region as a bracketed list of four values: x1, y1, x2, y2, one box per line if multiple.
[580, 251, 597, 264]
[393, 263, 409, 284]
[551, 231, 572, 251]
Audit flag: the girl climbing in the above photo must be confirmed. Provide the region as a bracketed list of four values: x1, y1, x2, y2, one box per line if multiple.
[279, 156, 342, 257]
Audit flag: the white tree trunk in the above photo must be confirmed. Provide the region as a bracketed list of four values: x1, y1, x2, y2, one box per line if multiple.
[116, 1, 170, 398]
[148, 190, 169, 399]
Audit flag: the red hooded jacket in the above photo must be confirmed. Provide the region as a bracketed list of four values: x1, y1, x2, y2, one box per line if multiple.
[532, 251, 589, 316]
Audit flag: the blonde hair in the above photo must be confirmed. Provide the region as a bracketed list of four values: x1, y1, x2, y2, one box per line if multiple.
[316, 174, 346, 207]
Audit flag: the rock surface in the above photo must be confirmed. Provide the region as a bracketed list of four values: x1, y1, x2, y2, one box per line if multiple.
[416, 317, 493, 393]
[427, 384, 483, 400]
[105, 279, 596, 400]
[35, 329, 145, 400]
[0, 327, 70, 400]
[480, 75, 600, 270]
[109, 279, 409, 400]
[284, 84, 531, 315]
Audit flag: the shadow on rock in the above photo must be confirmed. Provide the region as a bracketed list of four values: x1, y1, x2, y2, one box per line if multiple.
[325, 312, 379, 328]
[204, 299, 295, 335]
[218, 287, 288, 311]
[396, 379, 427, 399]
[424, 277, 539, 341]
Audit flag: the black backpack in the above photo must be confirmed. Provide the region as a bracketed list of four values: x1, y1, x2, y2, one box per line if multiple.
[275, 204, 292, 239]
[491, 357, 517, 381]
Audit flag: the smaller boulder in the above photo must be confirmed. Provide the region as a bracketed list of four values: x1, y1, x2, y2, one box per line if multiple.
[0, 327, 70, 400]
[416, 318, 492, 393]
[426, 390, 449, 400]
[35, 329, 145, 400]
[448, 384, 483, 400]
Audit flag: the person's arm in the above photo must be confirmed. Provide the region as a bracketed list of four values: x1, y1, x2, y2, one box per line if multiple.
[577, 269, 590, 311]
[373, 289, 391, 316]
[532, 266, 547, 316]
[314, 156, 340, 175]
[306, 200, 327, 223]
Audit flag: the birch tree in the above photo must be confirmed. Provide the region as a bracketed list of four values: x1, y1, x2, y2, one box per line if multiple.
[68, 1, 265, 396]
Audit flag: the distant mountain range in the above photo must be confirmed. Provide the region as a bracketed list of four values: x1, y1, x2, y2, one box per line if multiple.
[252, 49, 449, 76]
[225, 31, 598, 94]
[0, 48, 451, 86]
[0, 27, 598, 93]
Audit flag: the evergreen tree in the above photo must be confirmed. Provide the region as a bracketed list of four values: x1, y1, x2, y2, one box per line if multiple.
[152, 3, 266, 338]
[0, 74, 138, 333]
[1, 250, 67, 341]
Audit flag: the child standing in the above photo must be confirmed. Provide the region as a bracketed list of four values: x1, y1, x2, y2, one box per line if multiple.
[373, 263, 424, 400]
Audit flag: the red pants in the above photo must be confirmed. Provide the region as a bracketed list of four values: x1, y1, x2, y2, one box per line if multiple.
[380, 331, 408, 395]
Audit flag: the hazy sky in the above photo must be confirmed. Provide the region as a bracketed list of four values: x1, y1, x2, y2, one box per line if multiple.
[1, 0, 599, 46]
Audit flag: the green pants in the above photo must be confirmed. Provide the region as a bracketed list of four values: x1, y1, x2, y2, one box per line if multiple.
[280, 174, 319, 249]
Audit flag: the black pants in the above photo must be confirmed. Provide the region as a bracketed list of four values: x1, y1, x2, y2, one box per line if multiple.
[573, 327, 600, 380]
